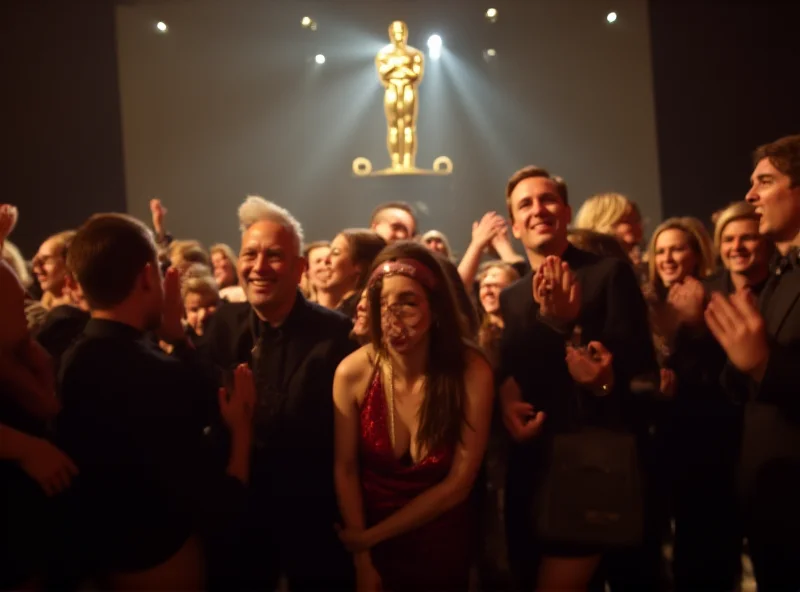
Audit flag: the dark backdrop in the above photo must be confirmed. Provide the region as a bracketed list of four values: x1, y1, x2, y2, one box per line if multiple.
[115, 0, 660, 253]
[3, 0, 799, 258]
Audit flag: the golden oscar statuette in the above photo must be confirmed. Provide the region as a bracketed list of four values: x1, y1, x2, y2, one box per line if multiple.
[352, 21, 453, 177]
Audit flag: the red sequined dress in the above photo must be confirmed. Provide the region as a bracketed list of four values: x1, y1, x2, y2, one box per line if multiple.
[359, 370, 474, 591]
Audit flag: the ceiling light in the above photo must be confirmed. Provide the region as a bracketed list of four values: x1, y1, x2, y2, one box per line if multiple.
[155, 21, 168, 33]
[315, 54, 326, 64]
[606, 12, 617, 23]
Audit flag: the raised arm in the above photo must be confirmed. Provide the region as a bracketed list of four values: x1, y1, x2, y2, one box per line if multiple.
[342, 350, 494, 550]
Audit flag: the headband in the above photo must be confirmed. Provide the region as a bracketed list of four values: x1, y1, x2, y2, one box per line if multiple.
[367, 258, 437, 290]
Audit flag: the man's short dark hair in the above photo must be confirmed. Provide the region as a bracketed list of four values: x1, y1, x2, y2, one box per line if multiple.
[67, 214, 157, 310]
[505, 166, 569, 221]
[754, 134, 800, 188]
[370, 201, 418, 231]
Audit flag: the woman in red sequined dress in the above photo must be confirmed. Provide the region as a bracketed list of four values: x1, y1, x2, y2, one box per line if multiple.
[333, 242, 494, 592]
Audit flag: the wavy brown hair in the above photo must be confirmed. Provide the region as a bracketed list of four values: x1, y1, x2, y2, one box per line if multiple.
[367, 240, 471, 454]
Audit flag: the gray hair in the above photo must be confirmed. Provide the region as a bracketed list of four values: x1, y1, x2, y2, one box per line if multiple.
[238, 195, 305, 256]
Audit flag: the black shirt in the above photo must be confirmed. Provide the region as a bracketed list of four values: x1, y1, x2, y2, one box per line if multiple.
[56, 319, 243, 573]
[36, 304, 90, 378]
[203, 292, 355, 530]
[499, 245, 658, 437]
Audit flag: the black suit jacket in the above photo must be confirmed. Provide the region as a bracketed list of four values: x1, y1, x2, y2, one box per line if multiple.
[498, 245, 658, 437]
[203, 293, 356, 529]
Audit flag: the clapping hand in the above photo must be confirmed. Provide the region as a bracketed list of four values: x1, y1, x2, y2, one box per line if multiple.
[471, 212, 507, 250]
[534, 256, 581, 324]
[20, 436, 79, 497]
[565, 341, 614, 393]
[218, 363, 256, 433]
[158, 267, 186, 344]
[705, 290, 769, 380]
[149, 199, 167, 236]
[668, 277, 705, 327]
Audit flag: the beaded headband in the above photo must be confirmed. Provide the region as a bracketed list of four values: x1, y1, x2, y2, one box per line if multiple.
[367, 258, 438, 290]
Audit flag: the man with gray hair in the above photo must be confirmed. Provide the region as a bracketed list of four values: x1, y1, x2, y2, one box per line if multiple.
[204, 196, 356, 590]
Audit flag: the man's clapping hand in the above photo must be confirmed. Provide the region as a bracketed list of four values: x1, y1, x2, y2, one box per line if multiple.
[534, 256, 581, 324]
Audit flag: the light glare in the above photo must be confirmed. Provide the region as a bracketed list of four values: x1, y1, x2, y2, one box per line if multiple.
[487, 48, 496, 57]
[606, 12, 617, 23]
[427, 35, 442, 60]
[156, 21, 168, 32]
[301, 16, 311, 26]
[315, 54, 326, 64]
[486, 8, 497, 18]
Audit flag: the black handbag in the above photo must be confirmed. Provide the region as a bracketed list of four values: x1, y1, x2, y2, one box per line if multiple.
[535, 423, 644, 547]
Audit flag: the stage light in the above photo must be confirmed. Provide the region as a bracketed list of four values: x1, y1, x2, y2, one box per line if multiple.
[606, 12, 617, 23]
[427, 34, 442, 60]
[301, 16, 311, 27]
[315, 54, 326, 64]
[301, 16, 317, 30]
[155, 21, 168, 33]
[483, 48, 497, 62]
[485, 8, 498, 23]
[486, 48, 496, 57]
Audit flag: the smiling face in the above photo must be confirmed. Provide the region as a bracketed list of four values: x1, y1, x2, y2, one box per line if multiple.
[479, 266, 513, 315]
[211, 251, 237, 288]
[351, 289, 370, 339]
[510, 176, 571, 253]
[183, 290, 219, 336]
[32, 236, 68, 295]
[377, 274, 432, 354]
[306, 245, 331, 288]
[719, 217, 768, 276]
[238, 220, 303, 316]
[325, 234, 360, 292]
[654, 227, 698, 287]
[746, 157, 800, 245]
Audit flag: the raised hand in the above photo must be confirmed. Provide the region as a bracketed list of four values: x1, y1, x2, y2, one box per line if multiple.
[219, 363, 256, 433]
[534, 256, 581, 324]
[565, 340, 614, 393]
[0, 204, 18, 247]
[705, 290, 769, 380]
[19, 436, 79, 497]
[158, 267, 186, 344]
[471, 212, 507, 250]
[668, 277, 705, 327]
[149, 199, 167, 236]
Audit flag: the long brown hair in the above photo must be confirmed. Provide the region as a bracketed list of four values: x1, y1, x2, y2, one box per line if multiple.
[367, 241, 471, 453]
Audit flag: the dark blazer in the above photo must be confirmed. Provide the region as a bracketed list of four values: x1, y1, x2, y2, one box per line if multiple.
[498, 245, 658, 436]
[203, 293, 356, 528]
[737, 250, 800, 562]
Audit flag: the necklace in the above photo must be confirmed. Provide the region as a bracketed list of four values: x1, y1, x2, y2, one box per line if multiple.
[387, 357, 396, 449]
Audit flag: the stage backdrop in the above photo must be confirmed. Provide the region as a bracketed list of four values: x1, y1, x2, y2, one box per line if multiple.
[116, 0, 661, 254]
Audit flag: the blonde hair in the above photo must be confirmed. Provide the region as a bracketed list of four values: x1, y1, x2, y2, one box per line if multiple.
[169, 240, 210, 272]
[647, 217, 715, 293]
[573, 192, 638, 235]
[210, 243, 237, 267]
[712, 201, 759, 252]
[181, 269, 220, 301]
[421, 230, 453, 259]
[2, 240, 31, 287]
[238, 195, 304, 256]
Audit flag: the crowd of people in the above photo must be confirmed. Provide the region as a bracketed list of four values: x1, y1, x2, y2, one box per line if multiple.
[1, 132, 799, 592]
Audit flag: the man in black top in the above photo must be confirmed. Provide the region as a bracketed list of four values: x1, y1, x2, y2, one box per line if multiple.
[497, 166, 659, 591]
[706, 134, 800, 591]
[203, 196, 356, 590]
[57, 214, 254, 590]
